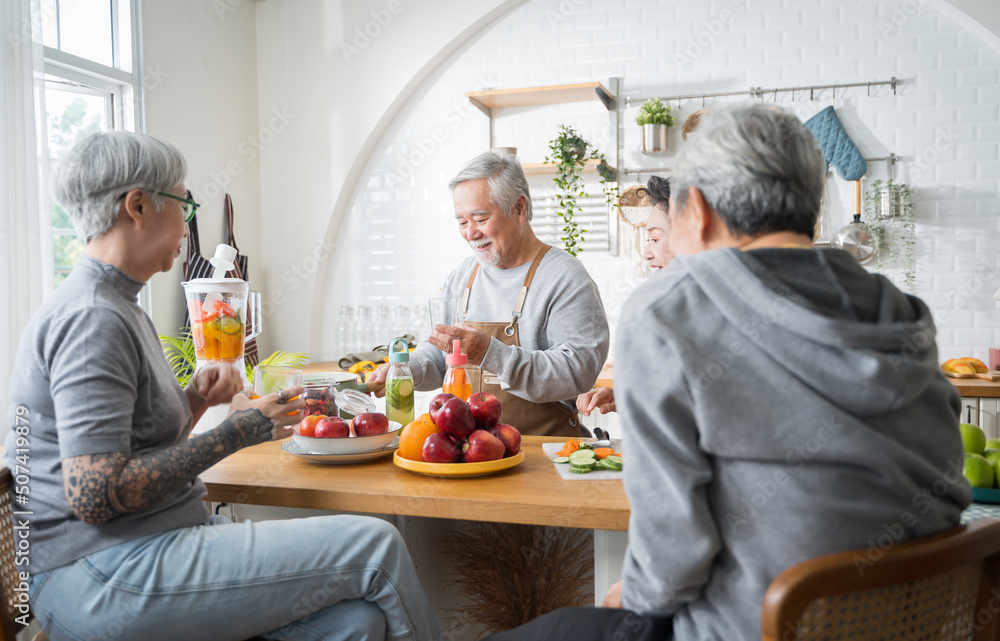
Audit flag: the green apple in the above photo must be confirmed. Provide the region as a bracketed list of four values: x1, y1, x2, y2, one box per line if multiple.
[964, 453, 995, 488]
[985, 449, 1000, 470]
[960, 423, 987, 455]
[986, 438, 1000, 451]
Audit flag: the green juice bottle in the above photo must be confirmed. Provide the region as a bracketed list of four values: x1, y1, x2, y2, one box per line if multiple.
[385, 337, 414, 426]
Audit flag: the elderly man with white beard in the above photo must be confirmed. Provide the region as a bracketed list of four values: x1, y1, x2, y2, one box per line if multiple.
[368, 151, 610, 437]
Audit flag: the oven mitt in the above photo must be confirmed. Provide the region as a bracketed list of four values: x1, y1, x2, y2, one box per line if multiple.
[803, 106, 867, 181]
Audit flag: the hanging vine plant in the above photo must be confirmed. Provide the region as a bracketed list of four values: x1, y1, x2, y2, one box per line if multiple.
[863, 179, 916, 292]
[544, 125, 617, 257]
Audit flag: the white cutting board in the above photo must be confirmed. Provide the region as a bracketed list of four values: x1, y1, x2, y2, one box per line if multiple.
[541, 442, 624, 481]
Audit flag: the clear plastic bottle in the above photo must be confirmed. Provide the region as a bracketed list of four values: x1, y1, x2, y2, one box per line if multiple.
[356, 305, 373, 352]
[442, 339, 472, 400]
[374, 305, 390, 347]
[336, 305, 354, 357]
[392, 305, 410, 342]
[385, 337, 414, 426]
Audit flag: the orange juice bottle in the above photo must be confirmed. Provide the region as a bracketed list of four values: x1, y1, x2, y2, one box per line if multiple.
[442, 339, 471, 400]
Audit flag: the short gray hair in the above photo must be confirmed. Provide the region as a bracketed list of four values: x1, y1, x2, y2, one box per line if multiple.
[671, 104, 825, 239]
[448, 151, 533, 222]
[52, 131, 187, 242]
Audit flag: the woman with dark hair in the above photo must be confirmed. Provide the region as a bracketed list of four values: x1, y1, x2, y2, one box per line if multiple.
[576, 175, 672, 417]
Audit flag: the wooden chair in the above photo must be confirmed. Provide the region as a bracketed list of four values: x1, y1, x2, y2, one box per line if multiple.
[762, 519, 1000, 641]
[0, 467, 46, 641]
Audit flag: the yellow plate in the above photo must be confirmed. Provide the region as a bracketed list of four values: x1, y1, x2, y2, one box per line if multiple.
[393, 451, 524, 478]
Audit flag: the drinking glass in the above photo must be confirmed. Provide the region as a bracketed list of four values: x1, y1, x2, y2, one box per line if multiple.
[429, 296, 462, 328]
[252, 365, 303, 398]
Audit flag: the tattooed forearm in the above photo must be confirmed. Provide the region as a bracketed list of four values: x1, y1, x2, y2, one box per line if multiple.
[62, 409, 275, 524]
[63, 452, 129, 524]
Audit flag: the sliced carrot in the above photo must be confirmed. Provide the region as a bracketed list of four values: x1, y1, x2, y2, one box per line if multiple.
[593, 448, 614, 459]
[556, 438, 581, 457]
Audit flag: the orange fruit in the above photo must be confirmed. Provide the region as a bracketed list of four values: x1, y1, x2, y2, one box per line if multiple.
[298, 414, 324, 437]
[398, 420, 443, 461]
[416, 412, 434, 426]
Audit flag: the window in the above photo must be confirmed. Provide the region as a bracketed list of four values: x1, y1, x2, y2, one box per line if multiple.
[38, 0, 141, 288]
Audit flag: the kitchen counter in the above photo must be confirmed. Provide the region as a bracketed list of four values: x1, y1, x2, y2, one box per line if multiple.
[307, 361, 996, 399]
[593, 366, 1000, 399]
[947, 377, 1000, 399]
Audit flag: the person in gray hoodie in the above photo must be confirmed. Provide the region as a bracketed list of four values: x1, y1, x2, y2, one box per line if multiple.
[486, 103, 970, 641]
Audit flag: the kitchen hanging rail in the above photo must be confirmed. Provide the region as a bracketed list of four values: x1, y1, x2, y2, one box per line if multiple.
[624, 77, 899, 108]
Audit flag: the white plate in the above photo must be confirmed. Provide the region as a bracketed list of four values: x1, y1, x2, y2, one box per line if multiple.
[281, 438, 398, 464]
[293, 421, 402, 455]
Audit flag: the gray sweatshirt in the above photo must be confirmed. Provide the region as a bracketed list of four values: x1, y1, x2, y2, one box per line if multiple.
[409, 247, 610, 407]
[616, 247, 969, 640]
[4, 256, 209, 573]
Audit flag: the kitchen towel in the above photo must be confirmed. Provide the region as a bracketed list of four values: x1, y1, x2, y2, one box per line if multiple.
[804, 106, 867, 181]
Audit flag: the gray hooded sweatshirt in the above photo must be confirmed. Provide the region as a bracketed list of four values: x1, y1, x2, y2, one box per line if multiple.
[615, 247, 969, 640]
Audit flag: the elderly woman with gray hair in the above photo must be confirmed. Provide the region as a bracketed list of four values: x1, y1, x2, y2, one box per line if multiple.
[4, 131, 441, 641]
[487, 103, 966, 641]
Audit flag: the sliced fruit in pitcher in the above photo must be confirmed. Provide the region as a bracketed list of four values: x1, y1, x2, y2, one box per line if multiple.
[213, 300, 237, 317]
[220, 316, 243, 334]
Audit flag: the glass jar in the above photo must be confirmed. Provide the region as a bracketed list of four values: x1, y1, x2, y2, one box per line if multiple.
[301, 373, 376, 420]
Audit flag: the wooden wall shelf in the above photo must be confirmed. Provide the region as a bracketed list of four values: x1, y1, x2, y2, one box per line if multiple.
[521, 159, 600, 175]
[466, 82, 613, 115]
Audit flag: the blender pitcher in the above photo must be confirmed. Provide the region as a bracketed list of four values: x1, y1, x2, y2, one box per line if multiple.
[182, 277, 261, 383]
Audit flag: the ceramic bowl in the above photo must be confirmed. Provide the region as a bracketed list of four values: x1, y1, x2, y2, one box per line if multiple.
[292, 421, 402, 455]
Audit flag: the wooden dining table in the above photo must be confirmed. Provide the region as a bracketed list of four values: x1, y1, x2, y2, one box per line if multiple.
[200, 435, 631, 604]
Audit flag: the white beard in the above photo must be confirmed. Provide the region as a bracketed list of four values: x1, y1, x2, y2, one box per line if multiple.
[470, 240, 501, 268]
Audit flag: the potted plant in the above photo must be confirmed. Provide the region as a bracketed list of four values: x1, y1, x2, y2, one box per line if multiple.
[635, 98, 676, 154]
[863, 179, 916, 292]
[160, 330, 309, 386]
[544, 125, 617, 257]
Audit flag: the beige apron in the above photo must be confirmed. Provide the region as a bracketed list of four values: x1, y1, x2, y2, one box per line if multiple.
[462, 245, 581, 438]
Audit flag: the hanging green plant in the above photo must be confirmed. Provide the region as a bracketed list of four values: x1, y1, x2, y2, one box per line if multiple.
[544, 125, 617, 257]
[159, 330, 309, 386]
[863, 179, 916, 292]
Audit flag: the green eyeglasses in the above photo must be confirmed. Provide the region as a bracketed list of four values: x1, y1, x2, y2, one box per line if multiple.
[156, 191, 201, 222]
[116, 190, 201, 222]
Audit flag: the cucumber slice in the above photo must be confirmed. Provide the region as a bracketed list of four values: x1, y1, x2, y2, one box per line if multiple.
[606, 455, 624, 466]
[570, 460, 596, 471]
[220, 316, 242, 334]
[602, 458, 623, 471]
[552, 456, 570, 464]
[569, 450, 596, 461]
[569, 466, 592, 474]
[595, 459, 616, 471]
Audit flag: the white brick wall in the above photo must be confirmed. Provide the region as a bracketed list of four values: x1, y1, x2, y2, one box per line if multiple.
[318, 0, 1000, 368]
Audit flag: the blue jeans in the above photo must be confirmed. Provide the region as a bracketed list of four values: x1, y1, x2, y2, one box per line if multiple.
[28, 514, 442, 641]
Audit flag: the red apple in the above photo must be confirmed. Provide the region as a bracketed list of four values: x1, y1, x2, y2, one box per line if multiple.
[428, 393, 457, 425]
[353, 412, 390, 437]
[488, 423, 521, 457]
[422, 432, 461, 463]
[436, 397, 475, 442]
[314, 416, 350, 438]
[467, 392, 502, 430]
[462, 429, 506, 463]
